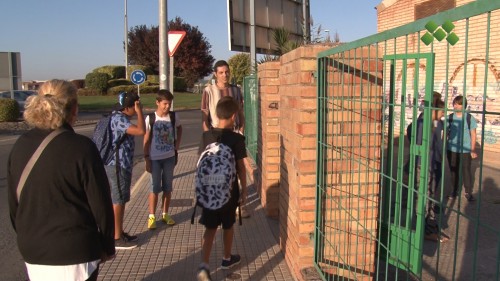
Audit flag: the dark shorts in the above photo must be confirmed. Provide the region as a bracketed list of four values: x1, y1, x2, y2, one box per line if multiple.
[199, 201, 238, 229]
[105, 165, 132, 205]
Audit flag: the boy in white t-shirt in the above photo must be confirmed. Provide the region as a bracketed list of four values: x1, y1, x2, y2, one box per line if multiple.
[143, 90, 182, 229]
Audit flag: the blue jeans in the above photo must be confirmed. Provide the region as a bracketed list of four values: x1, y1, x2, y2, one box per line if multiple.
[150, 156, 175, 194]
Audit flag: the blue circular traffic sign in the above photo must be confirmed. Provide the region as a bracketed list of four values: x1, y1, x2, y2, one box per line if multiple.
[130, 70, 146, 85]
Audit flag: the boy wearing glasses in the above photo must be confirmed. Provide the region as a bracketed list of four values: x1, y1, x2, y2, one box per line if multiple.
[106, 91, 145, 249]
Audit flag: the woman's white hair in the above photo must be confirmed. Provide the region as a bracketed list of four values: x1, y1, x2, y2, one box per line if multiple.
[23, 79, 78, 130]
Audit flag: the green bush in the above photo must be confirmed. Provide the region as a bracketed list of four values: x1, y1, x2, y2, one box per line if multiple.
[174, 77, 187, 92]
[140, 85, 160, 94]
[85, 72, 110, 93]
[147, 75, 159, 84]
[108, 79, 134, 88]
[107, 85, 136, 96]
[107, 85, 160, 96]
[127, 65, 155, 76]
[93, 65, 126, 79]
[0, 99, 20, 122]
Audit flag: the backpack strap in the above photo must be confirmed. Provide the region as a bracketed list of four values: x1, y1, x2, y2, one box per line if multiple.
[190, 205, 197, 224]
[447, 113, 453, 139]
[169, 111, 176, 142]
[447, 113, 472, 139]
[17, 128, 67, 203]
[148, 112, 156, 138]
[466, 112, 471, 132]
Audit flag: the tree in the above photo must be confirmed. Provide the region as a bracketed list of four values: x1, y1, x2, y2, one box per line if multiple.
[127, 25, 160, 72]
[127, 17, 215, 88]
[169, 17, 215, 87]
[228, 53, 251, 86]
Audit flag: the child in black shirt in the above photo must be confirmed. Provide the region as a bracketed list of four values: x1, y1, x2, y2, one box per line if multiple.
[197, 96, 247, 281]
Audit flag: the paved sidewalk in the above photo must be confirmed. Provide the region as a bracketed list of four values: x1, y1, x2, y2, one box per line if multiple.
[98, 147, 294, 281]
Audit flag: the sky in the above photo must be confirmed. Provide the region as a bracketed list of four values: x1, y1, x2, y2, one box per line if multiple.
[0, 0, 380, 81]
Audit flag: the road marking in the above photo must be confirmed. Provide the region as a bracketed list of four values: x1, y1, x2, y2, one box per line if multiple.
[0, 136, 19, 144]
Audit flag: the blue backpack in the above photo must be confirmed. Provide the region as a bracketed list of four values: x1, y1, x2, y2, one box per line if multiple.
[92, 113, 127, 165]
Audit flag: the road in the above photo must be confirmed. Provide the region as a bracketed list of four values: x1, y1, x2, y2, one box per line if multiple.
[0, 109, 201, 281]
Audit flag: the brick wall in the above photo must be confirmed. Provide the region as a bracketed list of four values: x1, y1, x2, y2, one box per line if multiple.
[275, 45, 334, 280]
[256, 61, 281, 217]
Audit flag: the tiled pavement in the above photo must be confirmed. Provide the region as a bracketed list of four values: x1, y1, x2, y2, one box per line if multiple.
[98, 147, 294, 281]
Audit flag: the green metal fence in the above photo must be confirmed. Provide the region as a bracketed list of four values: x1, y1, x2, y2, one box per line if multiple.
[243, 74, 258, 161]
[315, 1, 500, 280]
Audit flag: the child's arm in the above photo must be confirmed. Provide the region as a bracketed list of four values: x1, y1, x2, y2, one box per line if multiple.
[126, 100, 146, 136]
[236, 158, 247, 205]
[471, 128, 477, 158]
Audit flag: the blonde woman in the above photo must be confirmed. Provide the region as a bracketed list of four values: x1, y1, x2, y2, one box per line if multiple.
[8, 79, 115, 281]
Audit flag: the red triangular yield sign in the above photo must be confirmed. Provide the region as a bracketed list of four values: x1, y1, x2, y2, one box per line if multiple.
[168, 31, 186, 57]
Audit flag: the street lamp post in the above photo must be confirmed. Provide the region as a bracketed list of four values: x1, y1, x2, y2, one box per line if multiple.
[324, 29, 330, 43]
[124, 0, 128, 78]
[159, 0, 169, 90]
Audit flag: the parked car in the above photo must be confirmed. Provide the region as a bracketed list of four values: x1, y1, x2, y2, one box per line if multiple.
[0, 90, 37, 112]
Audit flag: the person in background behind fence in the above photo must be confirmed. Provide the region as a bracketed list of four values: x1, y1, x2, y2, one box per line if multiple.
[446, 95, 478, 202]
[425, 99, 449, 242]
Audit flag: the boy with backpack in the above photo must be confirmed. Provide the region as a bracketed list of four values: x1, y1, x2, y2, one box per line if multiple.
[196, 96, 247, 281]
[103, 91, 145, 249]
[143, 90, 182, 230]
[446, 95, 478, 201]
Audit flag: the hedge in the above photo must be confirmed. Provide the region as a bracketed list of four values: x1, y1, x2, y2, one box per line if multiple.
[127, 65, 155, 76]
[108, 79, 134, 88]
[0, 99, 20, 122]
[107, 85, 160, 96]
[85, 72, 110, 93]
[93, 65, 126, 80]
[174, 77, 187, 92]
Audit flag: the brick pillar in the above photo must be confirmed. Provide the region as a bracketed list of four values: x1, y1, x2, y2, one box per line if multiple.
[256, 61, 281, 217]
[278, 45, 332, 280]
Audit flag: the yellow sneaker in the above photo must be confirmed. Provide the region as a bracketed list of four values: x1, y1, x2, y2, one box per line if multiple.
[162, 213, 175, 225]
[148, 216, 156, 230]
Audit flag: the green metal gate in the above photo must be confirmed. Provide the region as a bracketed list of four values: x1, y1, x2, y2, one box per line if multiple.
[243, 74, 258, 161]
[315, 1, 500, 280]
[380, 53, 434, 275]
